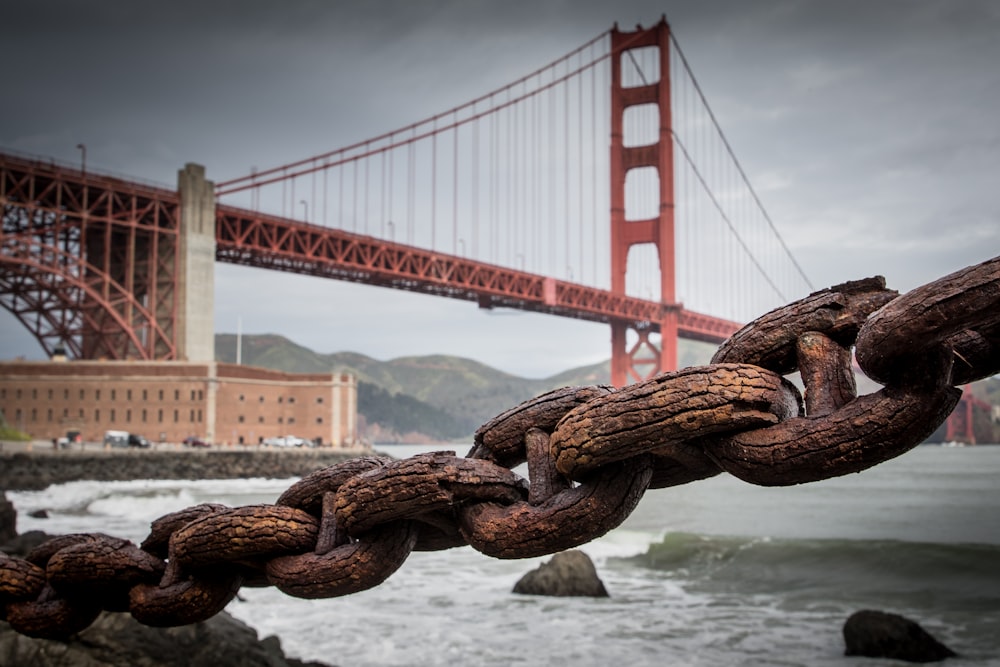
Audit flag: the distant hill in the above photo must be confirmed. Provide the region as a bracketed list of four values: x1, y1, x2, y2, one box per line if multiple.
[215, 333, 717, 443]
[217, 334, 995, 445]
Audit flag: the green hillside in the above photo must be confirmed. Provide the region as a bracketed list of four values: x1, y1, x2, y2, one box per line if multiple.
[217, 334, 995, 445]
[216, 333, 720, 443]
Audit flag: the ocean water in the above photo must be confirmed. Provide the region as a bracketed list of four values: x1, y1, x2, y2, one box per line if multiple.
[8, 444, 1000, 666]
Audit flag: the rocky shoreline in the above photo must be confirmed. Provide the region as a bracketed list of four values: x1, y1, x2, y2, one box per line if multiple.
[0, 444, 366, 491]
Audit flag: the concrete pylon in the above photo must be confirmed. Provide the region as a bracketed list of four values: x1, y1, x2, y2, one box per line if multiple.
[177, 163, 216, 362]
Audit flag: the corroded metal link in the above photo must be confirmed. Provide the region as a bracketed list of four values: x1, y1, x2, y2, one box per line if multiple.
[47, 535, 165, 610]
[706, 384, 961, 486]
[333, 452, 528, 536]
[23, 533, 110, 568]
[130, 570, 244, 627]
[459, 456, 653, 559]
[0, 256, 996, 638]
[469, 385, 614, 467]
[141, 503, 229, 558]
[276, 455, 395, 512]
[0, 553, 46, 603]
[856, 255, 1000, 386]
[712, 277, 897, 374]
[550, 364, 801, 482]
[796, 331, 856, 416]
[170, 505, 320, 569]
[5, 586, 101, 639]
[267, 520, 419, 599]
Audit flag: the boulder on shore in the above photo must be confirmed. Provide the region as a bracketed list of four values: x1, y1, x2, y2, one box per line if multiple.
[512, 549, 609, 597]
[843, 609, 957, 663]
[0, 492, 15, 543]
[0, 609, 332, 667]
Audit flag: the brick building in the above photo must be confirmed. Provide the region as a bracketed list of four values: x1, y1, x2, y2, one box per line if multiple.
[0, 359, 357, 447]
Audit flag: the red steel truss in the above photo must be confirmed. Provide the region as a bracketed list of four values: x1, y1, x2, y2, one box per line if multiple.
[215, 204, 740, 342]
[1, 152, 181, 360]
[1, 149, 739, 363]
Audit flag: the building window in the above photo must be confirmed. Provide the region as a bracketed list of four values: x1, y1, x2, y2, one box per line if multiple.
[16, 389, 22, 400]
[64, 389, 69, 399]
[198, 390, 204, 401]
[142, 408, 147, 422]
[288, 397, 295, 404]
[79, 408, 84, 418]
[278, 396, 283, 404]
[158, 409, 163, 423]
[110, 409, 115, 423]
[190, 390, 196, 401]
[258, 416, 265, 423]
[94, 409, 100, 421]
[316, 417, 324, 424]
[47, 389, 53, 400]
[238, 416, 245, 423]
[316, 397, 324, 403]
[32, 389, 37, 400]
[111, 389, 116, 401]
[159, 389, 164, 400]
[31, 408, 37, 422]
[63, 408, 69, 418]
[96, 389, 101, 400]
[239, 394, 245, 402]
[174, 409, 179, 423]
[80, 389, 85, 400]
[190, 409, 195, 422]
[197, 409, 202, 422]
[47, 408, 53, 421]
[143, 389, 148, 401]
[126, 409, 131, 423]
[127, 389, 132, 400]
[259, 396, 264, 403]
[175, 390, 180, 401]
[288, 417, 295, 424]
[278, 417, 284, 424]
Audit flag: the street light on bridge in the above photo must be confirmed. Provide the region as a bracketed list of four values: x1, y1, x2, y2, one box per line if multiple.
[76, 143, 86, 176]
[299, 199, 308, 222]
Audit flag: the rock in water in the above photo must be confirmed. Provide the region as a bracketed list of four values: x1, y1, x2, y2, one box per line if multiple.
[843, 609, 957, 663]
[512, 549, 609, 597]
[0, 492, 15, 543]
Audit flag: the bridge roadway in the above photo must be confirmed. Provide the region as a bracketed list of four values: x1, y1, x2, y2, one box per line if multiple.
[1, 151, 741, 361]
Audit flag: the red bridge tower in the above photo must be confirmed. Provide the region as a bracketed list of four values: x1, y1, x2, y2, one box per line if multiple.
[609, 18, 678, 387]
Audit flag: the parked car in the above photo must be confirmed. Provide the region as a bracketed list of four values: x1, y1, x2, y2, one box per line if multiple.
[103, 430, 129, 448]
[183, 436, 209, 448]
[127, 433, 151, 448]
[263, 435, 307, 447]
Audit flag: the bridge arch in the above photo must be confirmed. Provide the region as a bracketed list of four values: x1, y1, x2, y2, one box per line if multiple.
[0, 237, 174, 360]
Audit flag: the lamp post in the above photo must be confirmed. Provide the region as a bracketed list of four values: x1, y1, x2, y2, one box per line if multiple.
[387, 220, 395, 241]
[76, 143, 86, 175]
[299, 199, 308, 223]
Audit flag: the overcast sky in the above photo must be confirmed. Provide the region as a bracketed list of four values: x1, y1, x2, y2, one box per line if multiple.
[2, 0, 998, 378]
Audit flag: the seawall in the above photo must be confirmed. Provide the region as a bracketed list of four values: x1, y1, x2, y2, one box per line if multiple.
[0, 445, 368, 491]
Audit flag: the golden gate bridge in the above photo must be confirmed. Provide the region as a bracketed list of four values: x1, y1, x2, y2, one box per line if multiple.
[0, 17, 982, 438]
[2, 20, 806, 375]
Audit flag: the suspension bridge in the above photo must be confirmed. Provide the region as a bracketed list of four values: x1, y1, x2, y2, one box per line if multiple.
[1, 18, 817, 388]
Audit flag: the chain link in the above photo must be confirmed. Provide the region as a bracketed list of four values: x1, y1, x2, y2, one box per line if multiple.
[2, 255, 998, 638]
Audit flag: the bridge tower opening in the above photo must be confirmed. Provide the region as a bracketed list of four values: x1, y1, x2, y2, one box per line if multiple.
[609, 17, 678, 387]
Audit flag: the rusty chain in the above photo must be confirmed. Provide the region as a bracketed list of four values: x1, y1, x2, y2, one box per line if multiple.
[2, 255, 998, 638]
